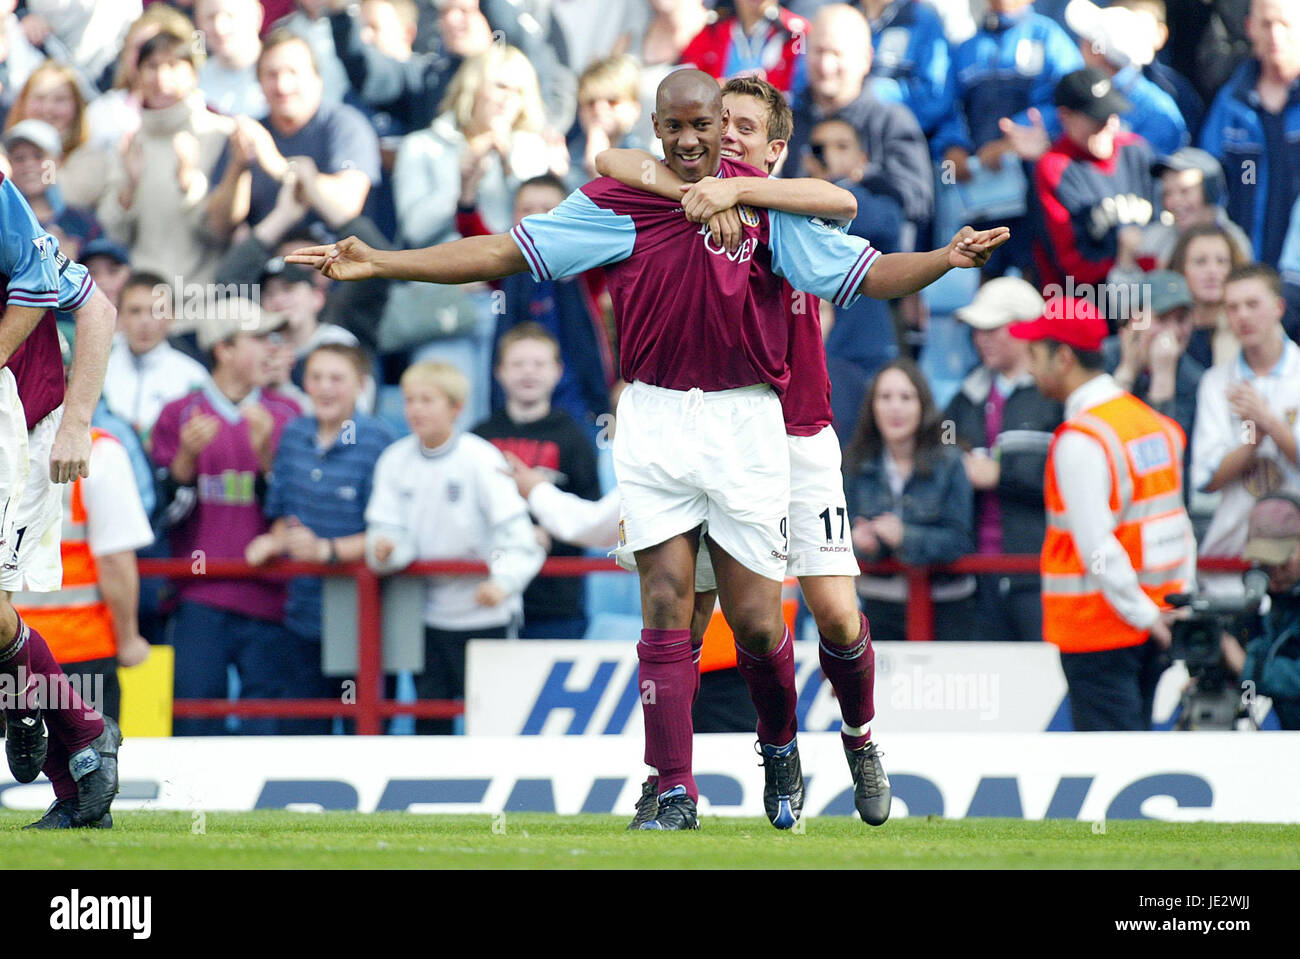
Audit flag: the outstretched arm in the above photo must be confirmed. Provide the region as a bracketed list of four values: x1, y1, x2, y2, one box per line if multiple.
[286, 233, 527, 284]
[860, 226, 1009, 300]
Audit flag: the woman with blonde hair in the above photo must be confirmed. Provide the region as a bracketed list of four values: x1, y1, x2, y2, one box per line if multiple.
[393, 44, 560, 247]
[5, 61, 107, 209]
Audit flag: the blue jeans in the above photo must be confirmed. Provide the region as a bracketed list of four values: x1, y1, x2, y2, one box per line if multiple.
[169, 601, 291, 736]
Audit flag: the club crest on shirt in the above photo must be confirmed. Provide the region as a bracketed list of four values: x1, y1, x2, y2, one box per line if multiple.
[737, 204, 760, 228]
[447, 481, 462, 503]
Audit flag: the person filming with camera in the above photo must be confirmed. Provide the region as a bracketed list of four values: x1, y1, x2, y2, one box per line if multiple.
[1231, 493, 1300, 729]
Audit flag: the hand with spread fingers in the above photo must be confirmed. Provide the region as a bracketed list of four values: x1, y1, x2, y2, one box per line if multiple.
[286, 235, 378, 281]
[946, 225, 1010, 269]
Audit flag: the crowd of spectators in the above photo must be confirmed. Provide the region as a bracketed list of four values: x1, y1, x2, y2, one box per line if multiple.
[4, 0, 1300, 731]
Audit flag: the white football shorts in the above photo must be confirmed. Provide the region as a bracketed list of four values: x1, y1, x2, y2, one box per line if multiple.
[0, 369, 29, 587]
[2, 405, 65, 592]
[694, 423, 859, 591]
[612, 380, 790, 583]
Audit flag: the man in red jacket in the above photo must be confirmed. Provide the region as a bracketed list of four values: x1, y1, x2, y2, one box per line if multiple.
[1034, 67, 1158, 299]
[681, 0, 810, 97]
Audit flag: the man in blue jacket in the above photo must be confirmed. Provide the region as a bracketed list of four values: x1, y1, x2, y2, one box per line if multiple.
[933, 0, 1083, 274]
[933, 0, 1083, 171]
[1200, 0, 1300, 268]
[787, 3, 933, 248]
[862, 0, 954, 144]
[1065, 0, 1189, 155]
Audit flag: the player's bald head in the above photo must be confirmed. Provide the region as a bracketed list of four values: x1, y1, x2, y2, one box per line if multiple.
[652, 69, 724, 182]
[655, 69, 722, 117]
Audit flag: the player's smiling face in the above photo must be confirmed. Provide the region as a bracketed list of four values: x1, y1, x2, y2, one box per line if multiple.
[720, 93, 783, 172]
[653, 98, 722, 182]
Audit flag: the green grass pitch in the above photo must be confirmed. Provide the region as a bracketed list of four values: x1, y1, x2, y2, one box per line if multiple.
[1, 812, 1297, 868]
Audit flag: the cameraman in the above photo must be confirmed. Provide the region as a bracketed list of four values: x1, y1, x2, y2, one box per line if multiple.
[1236, 493, 1300, 729]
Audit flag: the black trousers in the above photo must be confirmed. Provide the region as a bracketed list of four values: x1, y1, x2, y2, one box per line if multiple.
[1059, 639, 1169, 731]
[402, 625, 508, 735]
[861, 596, 977, 643]
[973, 575, 1044, 642]
[693, 667, 757, 733]
[60, 657, 121, 724]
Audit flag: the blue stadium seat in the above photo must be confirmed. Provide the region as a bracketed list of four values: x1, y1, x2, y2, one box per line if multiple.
[919, 314, 979, 412]
[376, 385, 409, 439]
[921, 264, 980, 316]
[919, 269, 981, 410]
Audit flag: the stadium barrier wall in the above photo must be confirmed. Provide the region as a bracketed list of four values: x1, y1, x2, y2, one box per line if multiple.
[136, 555, 1253, 732]
[2, 732, 1294, 821]
[467, 640, 1071, 734]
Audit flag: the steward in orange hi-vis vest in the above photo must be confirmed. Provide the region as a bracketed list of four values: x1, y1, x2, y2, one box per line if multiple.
[1042, 393, 1191, 652]
[1011, 293, 1197, 731]
[14, 428, 119, 664]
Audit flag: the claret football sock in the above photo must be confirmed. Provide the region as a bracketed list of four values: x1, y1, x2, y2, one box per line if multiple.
[3, 618, 104, 751]
[42, 736, 77, 803]
[690, 636, 704, 706]
[637, 628, 698, 802]
[735, 627, 797, 747]
[0, 616, 37, 721]
[819, 613, 875, 752]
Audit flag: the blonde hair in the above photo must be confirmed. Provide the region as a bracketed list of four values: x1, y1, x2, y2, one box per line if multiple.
[112, 4, 198, 91]
[401, 361, 469, 407]
[578, 55, 639, 105]
[7, 63, 90, 155]
[439, 45, 546, 135]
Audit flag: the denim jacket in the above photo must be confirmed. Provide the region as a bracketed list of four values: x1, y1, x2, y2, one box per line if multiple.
[848, 445, 975, 599]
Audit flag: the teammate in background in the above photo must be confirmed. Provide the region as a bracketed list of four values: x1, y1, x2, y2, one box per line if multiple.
[595, 76, 891, 828]
[365, 361, 545, 735]
[0, 172, 122, 828]
[290, 70, 1007, 831]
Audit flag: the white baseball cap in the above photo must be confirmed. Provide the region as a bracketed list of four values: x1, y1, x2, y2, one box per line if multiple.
[3, 119, 63, 160]
[1065, 0, 1156, 69]
[955, 277, 1047, 331]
